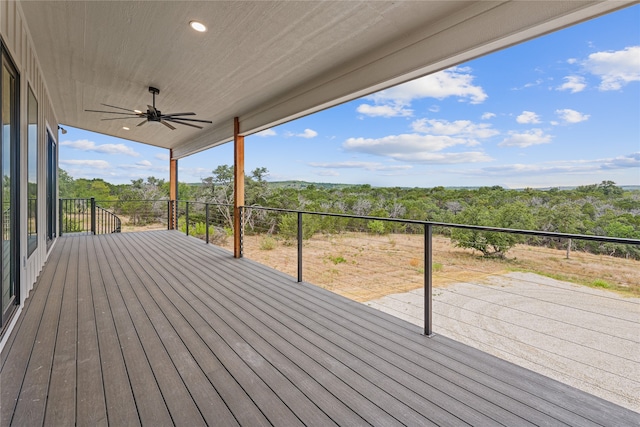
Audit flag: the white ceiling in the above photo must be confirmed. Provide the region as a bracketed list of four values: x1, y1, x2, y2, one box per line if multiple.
[19, 1, 634, 159]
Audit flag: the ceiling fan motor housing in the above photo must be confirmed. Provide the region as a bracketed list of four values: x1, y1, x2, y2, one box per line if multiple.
[148, 110, 162, 121]
[85, 86, 212, 130]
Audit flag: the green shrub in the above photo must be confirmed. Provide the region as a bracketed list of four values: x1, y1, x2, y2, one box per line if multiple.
[260, 236, 277, 250]
[590, 279, 612, 289]
[367, 220, 387, 235]
[64, 216, 84, 232]
[327, 255, 347, 265]
[278, 213, 319, 241]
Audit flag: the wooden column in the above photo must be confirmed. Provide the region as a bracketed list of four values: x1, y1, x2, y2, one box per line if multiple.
[169, 149, 178, 229]
[233, 117, 245, 258]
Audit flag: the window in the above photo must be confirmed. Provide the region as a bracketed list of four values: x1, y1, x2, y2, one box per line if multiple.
[27, 86, 37, 256]
[1, 47, 19, 327]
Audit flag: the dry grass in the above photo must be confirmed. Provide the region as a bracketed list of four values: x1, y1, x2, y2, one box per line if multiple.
[231, 232, 639, 301]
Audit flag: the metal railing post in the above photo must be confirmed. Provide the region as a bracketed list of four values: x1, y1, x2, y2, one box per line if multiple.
[185, 201, 189, 236]
[424, 224, 433, 336]
[239, 206, 244, 258]
[59, 200, 63, 236]
[90, 198, 96, 235]
[297, 212, 303, 283]
[167, 200, 171, 230]
[205, 203, 210, 244]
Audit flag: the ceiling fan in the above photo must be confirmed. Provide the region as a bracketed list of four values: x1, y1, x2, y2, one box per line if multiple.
[85, 86, 212, 130]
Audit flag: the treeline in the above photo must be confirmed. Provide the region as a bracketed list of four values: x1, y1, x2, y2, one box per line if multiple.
[59, 167, 640, 259]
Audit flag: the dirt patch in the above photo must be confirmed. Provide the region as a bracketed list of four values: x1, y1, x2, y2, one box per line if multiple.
[230, 232, 638, 301]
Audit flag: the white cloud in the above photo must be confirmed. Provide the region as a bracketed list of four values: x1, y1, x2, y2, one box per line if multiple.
[60, 139, 139, 156]
[121, 160, 168, 172]
[155, 153, 170, 161]
[356, 103, 412, 118]
[256, 128, 277, 137]
[465, 153, 640, 177]
[308, 161, 412, 171]
[516, 111, 541, 124]
[481, 112, 496, 120]
[286, 128, 318, 138]
[316, 170, 340, 177]
[411, 118, 499, 140]
[600, 152, 640, 169]
[357, 67, 486, 119]
[555, 108, 590, 124]
[343, 133, 492, 164]
[583, 46, 640, 91]
[60, 159, 111, 169]
[498, 129, 552, 148]
[557, 75, 586, 93]
[368, 67, 487, 105]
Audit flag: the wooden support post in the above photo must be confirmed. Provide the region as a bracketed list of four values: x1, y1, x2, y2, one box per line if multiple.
[169, 149, 178, 229]
[233, 117, 245, 258]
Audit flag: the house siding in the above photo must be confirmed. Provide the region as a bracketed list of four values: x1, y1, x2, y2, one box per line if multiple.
[0, 0, 59, 348]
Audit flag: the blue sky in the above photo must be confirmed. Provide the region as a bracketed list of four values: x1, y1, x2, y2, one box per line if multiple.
[60, 5, 640, 189]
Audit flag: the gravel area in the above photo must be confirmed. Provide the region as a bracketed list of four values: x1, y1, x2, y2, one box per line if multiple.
[366, 272, 640, 412]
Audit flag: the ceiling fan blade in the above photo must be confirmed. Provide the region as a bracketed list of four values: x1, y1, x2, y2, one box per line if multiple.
[85, 109, 141, 116]
[161, 120, 176, 130]
[165, 119, 203, 129]
[100, 117, 142, 121]
[101, 103, 138, 112]
[137, 120, 148, 127]
[164, 117, 212, 124]
[162, 112, 196, 117]
[147, 104, 159, 115]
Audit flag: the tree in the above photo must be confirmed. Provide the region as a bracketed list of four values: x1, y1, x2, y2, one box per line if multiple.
[451, 203, 535, 258]
[198, 165, 272, 231]
[58, 168, 74, 198]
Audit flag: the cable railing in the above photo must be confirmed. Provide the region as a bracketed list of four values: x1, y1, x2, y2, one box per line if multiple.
[2, 207, 9, 240]
[171, 203, 639, 327]
[57, 197, 640, 410]
[232, 205, 639, 412]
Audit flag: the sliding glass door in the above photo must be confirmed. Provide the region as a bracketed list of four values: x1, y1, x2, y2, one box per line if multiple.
[1, 49, 19, 328]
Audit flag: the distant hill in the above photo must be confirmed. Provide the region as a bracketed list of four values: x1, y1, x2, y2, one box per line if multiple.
[266, 180, 358, 190]
[185, 180, 639, 192]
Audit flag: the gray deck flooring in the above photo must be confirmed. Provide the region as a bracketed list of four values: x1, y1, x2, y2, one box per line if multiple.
[1, 230, 638, 426]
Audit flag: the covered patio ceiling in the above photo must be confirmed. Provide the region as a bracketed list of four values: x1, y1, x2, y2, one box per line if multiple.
[19, 1, 634, 159]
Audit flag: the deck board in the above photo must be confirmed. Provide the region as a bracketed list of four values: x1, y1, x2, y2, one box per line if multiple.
[75, 236, 108, 426]
[2, 230, 638, 426]
[44, 232, 79, 426]
[10, 237, 72, 426]
[86, 235, 140, 426]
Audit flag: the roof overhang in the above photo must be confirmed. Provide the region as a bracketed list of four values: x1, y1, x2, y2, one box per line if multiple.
[18, 1, 636, 159]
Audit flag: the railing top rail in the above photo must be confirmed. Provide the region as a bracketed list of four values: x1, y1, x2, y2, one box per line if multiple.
[60, 198, 171, 202]
[242, 205, 640, 246]
[179, 200, 233, 207]
[93, 198, 170, 203]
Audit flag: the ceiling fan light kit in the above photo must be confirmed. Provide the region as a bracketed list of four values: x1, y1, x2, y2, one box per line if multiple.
[84, 86, 212, 130]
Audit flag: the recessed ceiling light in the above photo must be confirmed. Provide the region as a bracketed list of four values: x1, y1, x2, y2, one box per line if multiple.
[190, 20, 207, 32]
[122, 126, 130, 130]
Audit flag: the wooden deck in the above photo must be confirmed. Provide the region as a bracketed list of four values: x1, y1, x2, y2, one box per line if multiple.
[1, 230, 638, 426]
